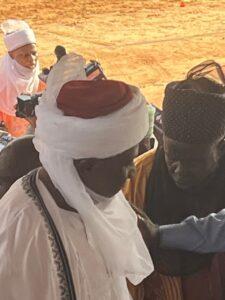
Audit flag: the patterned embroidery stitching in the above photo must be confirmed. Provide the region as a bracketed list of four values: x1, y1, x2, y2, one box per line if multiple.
[22, 173, 70, 300]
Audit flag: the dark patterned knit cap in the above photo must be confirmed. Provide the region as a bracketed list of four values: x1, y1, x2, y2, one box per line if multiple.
[162, 79, 225, 144]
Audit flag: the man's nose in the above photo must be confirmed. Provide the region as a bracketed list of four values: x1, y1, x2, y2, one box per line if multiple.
[171, 161, 185, 176]
[172, 161, 181, 174]
[29, 54, 36, 63]
[172, 161, 192, 177]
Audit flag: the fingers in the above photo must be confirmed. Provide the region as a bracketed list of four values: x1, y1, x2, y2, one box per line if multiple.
[130, 203, 146, 218]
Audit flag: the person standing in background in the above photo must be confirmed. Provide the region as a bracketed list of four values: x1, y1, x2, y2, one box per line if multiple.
[0, 19, 45, 137]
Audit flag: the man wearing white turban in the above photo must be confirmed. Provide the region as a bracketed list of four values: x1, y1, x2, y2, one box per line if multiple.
[0, 19, 45, 137]
[0, 53, 153, 300]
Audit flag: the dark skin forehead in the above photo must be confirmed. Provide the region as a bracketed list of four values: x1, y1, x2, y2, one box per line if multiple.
[91, 146, 138, 164]
[163, 135, 222, 160]
[74, 145, 139, 169]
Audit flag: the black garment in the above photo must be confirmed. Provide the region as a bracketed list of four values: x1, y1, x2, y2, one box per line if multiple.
[145, 147, 225, 276]
[0, 135, 41, 198]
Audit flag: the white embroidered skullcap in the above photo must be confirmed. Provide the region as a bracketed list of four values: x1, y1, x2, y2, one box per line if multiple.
[1, 19, 36, 51]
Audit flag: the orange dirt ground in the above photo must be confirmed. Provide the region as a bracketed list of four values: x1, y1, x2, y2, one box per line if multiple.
[0, 0, 225, 107]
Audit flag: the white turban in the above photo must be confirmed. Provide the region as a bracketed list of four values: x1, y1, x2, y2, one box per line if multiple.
[1, 19, 36, 51]
[33, 53, 154, 299]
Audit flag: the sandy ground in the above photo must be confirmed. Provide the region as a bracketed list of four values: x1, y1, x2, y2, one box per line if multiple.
[0, 0, 225, 107]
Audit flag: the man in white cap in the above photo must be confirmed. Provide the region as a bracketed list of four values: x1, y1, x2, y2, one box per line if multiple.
[0, 54, 153, 299]
[0, 19, 45, 137]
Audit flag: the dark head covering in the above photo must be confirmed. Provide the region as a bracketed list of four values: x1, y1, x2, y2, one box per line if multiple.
[162, 78, 225, 144]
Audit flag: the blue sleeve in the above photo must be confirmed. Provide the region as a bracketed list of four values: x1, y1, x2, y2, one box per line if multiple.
[159, 208, 225, 253]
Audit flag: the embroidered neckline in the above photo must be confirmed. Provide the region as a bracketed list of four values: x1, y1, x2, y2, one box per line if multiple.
[22, 172, 71, 299]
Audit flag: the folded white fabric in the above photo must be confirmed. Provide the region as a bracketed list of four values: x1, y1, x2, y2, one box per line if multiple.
[1, 19, 36, 51]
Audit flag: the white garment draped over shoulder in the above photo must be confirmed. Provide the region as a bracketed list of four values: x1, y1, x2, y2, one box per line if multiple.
[0, 173, 137, 300]
[0, 54, 39, 115]
[33, 54, 153, 292]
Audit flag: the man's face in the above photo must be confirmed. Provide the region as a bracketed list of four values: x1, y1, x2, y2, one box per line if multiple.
[74, 145, 138, 197]
[164, 135, 224, 190]
[9, 44, 38, 69]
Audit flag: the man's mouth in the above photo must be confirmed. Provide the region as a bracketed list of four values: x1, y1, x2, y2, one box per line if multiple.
[174, 175, 213, 191]
[173, 176, 197, 190]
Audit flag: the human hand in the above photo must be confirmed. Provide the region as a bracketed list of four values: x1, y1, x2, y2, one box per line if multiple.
[25, 116, 37, 129]
[131, 204, 159, 249]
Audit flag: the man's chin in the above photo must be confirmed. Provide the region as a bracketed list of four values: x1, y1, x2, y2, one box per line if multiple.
[23, 64, 36, 70]
[28, 65, 36, 70]
[174, 177, 211, 192]
[171, 175, 201, 190]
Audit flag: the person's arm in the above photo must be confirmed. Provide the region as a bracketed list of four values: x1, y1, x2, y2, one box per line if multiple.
[159, 209, 225, 253]
[134, 205, 225, 254]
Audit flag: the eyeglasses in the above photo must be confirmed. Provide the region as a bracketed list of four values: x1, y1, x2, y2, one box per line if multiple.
[186, 60, 225, 86]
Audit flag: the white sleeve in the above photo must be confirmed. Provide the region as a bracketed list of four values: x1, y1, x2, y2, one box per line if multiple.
[159, 208, 225, 253]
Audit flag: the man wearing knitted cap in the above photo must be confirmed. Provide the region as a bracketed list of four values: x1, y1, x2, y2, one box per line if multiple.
[0, 54, 153, 299]
[124, 77, 225, 299]
[0, 19, 45, 137]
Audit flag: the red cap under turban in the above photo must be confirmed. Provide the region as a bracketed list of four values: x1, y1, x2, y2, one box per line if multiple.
[56, 80, 132, 119]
